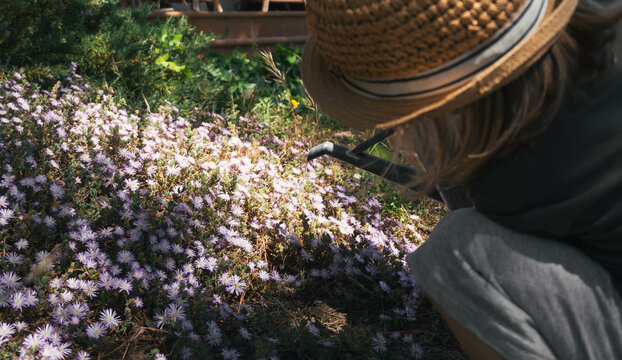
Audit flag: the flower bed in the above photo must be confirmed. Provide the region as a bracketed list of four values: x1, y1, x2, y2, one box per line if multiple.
[0, 68, 428, 359]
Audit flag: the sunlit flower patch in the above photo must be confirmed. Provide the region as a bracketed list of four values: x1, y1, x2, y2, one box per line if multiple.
[0, 68, 426, 359]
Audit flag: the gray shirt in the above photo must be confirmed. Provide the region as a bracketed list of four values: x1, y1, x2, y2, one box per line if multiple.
[468, 61, 622, 293]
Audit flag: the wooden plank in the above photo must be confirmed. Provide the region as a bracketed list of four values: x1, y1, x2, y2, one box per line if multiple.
[213, 0, 223, 12]
[245, 0, 305, 12]
[149, 10, 306, 19]
[188, 0, 224, 12]
[209, 34, 308, 47]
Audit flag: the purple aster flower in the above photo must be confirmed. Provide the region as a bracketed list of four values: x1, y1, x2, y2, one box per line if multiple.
[165, 258, 176, 270]
[191, 196, 203, 209]
[60, 290, 73, 303]
[165, 303, 186, 323]
[226, 275, 246, 296]
[221, 348, 240, 360]
[270, 271, 282, 282]
[35, 324, 55, 340]
[153, 313, 166, 329]
[116, 279, 132, 294]
[238, 327, 252, 340]
[379, 314, 391, 321]
[99, 309, 121, 329]
[218, 273, 231, 286]
[86, 322, 106, 339]
[53, 306, 70, 325]
[379, 281, 391, 294]
[307, 323, 320, 337]
[257, 270, 270, 281]
[43, 216, 56, 228]
[180, 346, 193, 360]
[40, 343, 64, 359]
[283, 275, 296, 284]
[47, 293, 61, 306]
[173, 270, 185, 283]
[366, 263, 380, 276]
[195, 256, 208, 269]
[99, 274, 114, 290]
[205, 257, 218, 272]
[1, 271, 20, 288]
[131, 268, 145, 281]
[300, 249, 314, 262]
[76, 350, 91, 360]
[182, 263, 193, 274]
[10, 292, 25, 310]
[66, 278, 81, 289]
[124, 178, 139, 192]
[14, 321, 27, 331]
[0, 208, 14, 225]
[5, 252, 23, 265]
[230, 205, 244, 217]
[69, 302, 88, 317]
[49, 183, 64, 199]
[14, 238, 28, 250]
[372, 332, 387, 353]
[206, 327, 222, 346]
[410, 343, 424, 359]
[0, 323, 15, 339]
[22, 333, 43, 349]
[117, 250, 134, 264]
[99, 227, 114, 238]
[171, 243, 184, 254]
[132, 297, 143, 308]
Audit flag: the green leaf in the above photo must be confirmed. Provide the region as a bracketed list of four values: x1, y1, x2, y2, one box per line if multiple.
[154, 53, 169, 65]
[168, 62, 186, 73]
[286, 54, 297, 64]
[158, 27, 168, 42]
[170, 34, 183, 48]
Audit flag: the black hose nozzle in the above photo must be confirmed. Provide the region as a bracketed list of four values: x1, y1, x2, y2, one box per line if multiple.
[307, 140, 443, 203]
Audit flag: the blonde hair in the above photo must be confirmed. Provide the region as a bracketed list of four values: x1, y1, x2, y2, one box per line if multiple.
[393, 4, 622, 196]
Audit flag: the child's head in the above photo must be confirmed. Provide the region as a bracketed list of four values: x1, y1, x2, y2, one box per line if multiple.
[302, 0, 621, 192]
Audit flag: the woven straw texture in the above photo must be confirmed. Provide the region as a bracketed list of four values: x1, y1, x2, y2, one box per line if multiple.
[307, 0, 529, 79]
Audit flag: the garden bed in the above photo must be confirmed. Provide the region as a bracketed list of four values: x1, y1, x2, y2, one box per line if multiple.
[0, 1, 466, 358]
[0, 69, 461, 359]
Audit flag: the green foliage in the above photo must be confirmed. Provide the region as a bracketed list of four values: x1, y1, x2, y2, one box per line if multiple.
[154, 28, 191, 78]
[0, 0, 314, 122]
[0, 0, 113, 66]
[73, 5, 216, 111]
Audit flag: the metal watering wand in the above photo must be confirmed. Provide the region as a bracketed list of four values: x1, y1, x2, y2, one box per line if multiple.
[306, 129, 472, 211]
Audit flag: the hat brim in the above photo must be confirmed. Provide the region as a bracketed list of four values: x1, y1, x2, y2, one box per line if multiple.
[301, 0, 578, 130]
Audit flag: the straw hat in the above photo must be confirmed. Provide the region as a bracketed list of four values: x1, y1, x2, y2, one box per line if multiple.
[301, 0, 579, 129]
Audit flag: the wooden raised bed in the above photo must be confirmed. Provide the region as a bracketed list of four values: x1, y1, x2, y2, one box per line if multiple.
[149, 10, 308, 53]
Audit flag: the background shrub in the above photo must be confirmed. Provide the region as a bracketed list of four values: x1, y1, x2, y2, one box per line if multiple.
[0, 0, 313, 123]
[0, 0, 110, 66]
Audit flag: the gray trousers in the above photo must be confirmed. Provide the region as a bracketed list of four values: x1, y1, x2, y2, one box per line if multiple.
[406, 208, 622, 360]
